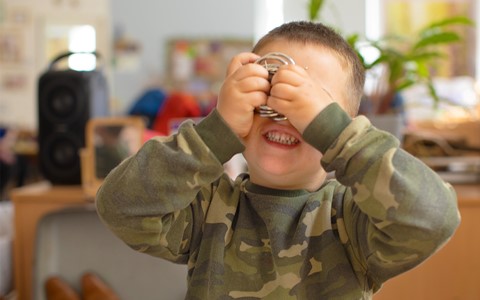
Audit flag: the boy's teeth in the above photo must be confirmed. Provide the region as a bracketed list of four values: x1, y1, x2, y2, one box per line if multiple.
[265, 132, 299, 145]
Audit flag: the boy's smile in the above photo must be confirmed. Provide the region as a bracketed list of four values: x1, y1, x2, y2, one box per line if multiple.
[263, 127, 300, 147]
[243, 115, 325, 191]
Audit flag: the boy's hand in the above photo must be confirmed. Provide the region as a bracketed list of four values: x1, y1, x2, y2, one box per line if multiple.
[268, 65, 335, 134]
[217, 53, 271, 138]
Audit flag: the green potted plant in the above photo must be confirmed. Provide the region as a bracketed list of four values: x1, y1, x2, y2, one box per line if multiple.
[347, 16, 475, 115]
[307, 0, 474, 138]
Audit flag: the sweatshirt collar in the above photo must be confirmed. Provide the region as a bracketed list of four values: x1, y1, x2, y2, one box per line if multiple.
[244, 180, 311, 197]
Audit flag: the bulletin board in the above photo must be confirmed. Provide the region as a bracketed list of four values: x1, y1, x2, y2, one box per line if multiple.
[0, 3, 35, 129]
[165, 38, 253, 92]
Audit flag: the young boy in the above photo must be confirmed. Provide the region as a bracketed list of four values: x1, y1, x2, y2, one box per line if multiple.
[96, 21, 460, 299]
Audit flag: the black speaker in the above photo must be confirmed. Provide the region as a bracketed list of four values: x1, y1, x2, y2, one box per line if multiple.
[38, 52, 109, 184]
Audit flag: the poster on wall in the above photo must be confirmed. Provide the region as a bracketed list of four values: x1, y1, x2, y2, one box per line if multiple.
[381, 0, 476, 77]
[0, 27, 24, 64]
[1, 70, 27, 92]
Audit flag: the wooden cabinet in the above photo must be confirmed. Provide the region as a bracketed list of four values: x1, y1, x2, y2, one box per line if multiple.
[11, 182, 91, 300]
[374, 184, 480, 300]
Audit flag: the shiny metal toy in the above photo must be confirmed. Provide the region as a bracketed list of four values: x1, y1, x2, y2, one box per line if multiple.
[254, 52, 296, 121]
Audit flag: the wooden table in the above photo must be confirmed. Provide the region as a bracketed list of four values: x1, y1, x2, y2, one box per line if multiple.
[11, 182, 91, 300]
[374, 184, 480, 300]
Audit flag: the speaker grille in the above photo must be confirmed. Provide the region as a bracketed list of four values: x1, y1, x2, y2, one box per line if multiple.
[39, 78, 87, 124]
[38, 69, 108, 184]
[39, 132, 83, 183]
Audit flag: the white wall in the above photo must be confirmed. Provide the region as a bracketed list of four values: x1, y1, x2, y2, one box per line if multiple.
[110, 0, 366, 114]
[110, 0, 256, 113]
[283, 0, 366, 36]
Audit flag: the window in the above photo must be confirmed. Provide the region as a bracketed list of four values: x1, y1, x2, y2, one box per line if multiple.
[45, 24, 96, 71]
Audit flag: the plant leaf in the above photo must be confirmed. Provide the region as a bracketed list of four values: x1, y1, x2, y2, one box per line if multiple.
[427, 81, 441, 108]
[346, 33, 359, 46]
[415, 61, 430, 78]
[308, 0, 326, 21]
[413, 32, 461, 50]
[366, 54, 392, 69]
[421, 15, 475, 32]
[407, 51, 444, 61]
[389, 60, 405, 86]
[396, 79, 416, 91]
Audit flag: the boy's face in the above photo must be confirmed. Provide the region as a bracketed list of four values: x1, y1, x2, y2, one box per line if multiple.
[242, 40, 349, 191]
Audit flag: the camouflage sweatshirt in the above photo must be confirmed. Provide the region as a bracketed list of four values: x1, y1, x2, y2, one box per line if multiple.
[96, 103, 460, 300]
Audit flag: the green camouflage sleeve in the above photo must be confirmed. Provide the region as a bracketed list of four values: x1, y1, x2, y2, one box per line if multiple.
[95, 110, 244, 263]
[303, 103, 460, 291]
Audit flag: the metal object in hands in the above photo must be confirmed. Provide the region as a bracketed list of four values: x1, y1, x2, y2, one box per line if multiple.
[254, 52, 296, 121]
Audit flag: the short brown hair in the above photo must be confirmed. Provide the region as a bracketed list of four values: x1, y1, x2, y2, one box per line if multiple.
[253, 21, 365, 116]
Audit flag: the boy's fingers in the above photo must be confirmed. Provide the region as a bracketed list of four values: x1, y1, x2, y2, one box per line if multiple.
[271, 65, 306, 86]
[237, 76, 271, 94]
[226, 52, 261, 76]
